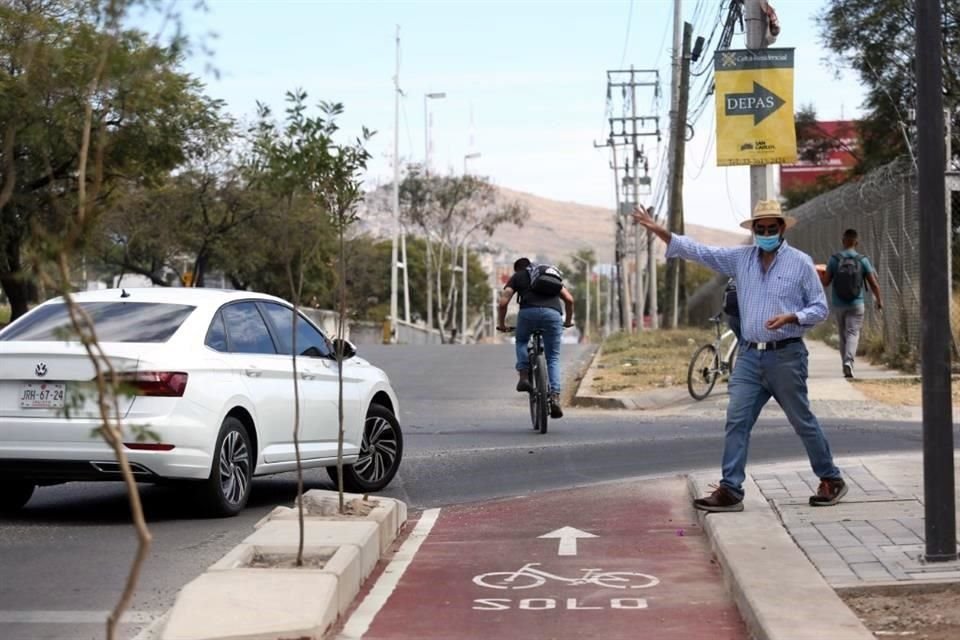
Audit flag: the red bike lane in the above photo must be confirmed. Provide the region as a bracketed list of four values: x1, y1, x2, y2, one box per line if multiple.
[347, 477, 748, 640]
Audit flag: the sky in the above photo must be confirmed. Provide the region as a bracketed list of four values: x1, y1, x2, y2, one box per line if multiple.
[161, 0, 867, 234]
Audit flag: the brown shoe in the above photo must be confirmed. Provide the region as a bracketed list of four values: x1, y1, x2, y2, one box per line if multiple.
[693, 485, 744, 512]
[810, 478, 847, 506]
[516, 369, 532, 393]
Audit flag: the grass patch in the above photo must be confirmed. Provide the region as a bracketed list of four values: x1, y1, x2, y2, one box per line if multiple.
[851, 376, 960, 407]
[593, 328, 714, 393]
[0, 305, 9, 330]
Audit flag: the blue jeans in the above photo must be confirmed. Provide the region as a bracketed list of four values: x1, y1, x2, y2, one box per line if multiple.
[720, 341, 841, 499]
[515, 307, 564, 394]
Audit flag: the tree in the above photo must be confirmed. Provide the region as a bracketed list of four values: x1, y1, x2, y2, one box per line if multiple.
[0, 0, 223, 319]
[817, 0, 959, 174]
[400, 171, 528, 342]
[782, 105, 863, 208]
[246, 89, 373, 557]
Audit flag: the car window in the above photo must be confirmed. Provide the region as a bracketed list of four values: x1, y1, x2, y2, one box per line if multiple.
[221, 302, 277, 354]
[0, 302, 194, 342]
[205, 312, 228, 352]
[259, 302, 334, 358]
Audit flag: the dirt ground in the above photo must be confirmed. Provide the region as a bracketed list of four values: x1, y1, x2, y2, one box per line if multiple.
[841, 584, 960, 639]
[592, 328, 713, 393]
[851, 377, 960, 407]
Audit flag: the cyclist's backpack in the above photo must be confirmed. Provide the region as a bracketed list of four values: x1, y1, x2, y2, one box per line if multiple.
[722, 279, 739, 317]
[832, 253, 865, 302]
[526, 263, 564, 296]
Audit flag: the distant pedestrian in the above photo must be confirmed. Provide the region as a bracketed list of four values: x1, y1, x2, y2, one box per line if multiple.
[820, 229, 883, 378]
[633, 200, 847, 512]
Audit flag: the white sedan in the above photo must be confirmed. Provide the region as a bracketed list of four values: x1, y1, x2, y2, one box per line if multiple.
[0, 288, 403, 516]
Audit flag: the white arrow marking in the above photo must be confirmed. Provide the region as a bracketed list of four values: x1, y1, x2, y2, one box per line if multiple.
[538, 526, 598, 556]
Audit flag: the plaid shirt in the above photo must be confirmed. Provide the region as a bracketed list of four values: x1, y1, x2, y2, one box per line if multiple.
[666, 235, 828, 344]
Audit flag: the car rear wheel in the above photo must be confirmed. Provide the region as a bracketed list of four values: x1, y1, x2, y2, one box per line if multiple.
[199, 416, 253, 517]
[0, 478, 35, 514]
[327, 403, 403, 493]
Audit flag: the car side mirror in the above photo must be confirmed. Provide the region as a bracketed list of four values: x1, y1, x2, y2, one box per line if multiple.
[332, 338, 357, 360]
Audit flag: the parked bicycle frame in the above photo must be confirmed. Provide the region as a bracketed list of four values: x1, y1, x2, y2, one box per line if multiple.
[687, 313, 739, 401]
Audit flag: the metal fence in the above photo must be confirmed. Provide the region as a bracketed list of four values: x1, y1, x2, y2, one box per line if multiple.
[787, 157, 922, 362]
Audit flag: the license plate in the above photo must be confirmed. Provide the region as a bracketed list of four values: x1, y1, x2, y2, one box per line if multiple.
[19, 382, 66, 409]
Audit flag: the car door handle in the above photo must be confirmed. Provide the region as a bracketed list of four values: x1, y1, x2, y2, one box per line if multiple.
[244, 367, 262, 378]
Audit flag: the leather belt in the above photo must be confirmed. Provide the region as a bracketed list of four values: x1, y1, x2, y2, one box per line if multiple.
[745, 337, 803, 351]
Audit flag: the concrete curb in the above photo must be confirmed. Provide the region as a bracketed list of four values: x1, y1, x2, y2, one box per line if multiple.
[687, 473, 874, 640]
[155, 490, 408, 640]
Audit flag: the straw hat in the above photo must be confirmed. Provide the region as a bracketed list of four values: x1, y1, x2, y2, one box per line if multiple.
[739, 199, 797, 230]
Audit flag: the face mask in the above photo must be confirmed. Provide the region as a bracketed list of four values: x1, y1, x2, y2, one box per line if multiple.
[754, 234, 782, 252]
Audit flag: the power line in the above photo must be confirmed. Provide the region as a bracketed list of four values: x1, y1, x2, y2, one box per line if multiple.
[619, 0, 636, 68]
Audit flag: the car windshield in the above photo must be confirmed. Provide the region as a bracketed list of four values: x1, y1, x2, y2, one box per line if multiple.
[0, 302, 196, 343]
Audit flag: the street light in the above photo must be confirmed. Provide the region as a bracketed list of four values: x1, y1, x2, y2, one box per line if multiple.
[464, 151, 482, 175]
[423, 92, 446, 175]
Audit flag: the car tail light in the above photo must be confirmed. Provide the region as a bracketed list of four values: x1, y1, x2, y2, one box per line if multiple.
[117, 371, 188, 397]
[124, 442, 176, 451]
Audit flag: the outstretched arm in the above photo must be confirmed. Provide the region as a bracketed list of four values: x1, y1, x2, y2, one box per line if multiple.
[633, 205, 740, 277]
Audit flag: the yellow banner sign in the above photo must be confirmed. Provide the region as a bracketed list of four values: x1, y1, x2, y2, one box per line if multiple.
[714, 48, 797, 166]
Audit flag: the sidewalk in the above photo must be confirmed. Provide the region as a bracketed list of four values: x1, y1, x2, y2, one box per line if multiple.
[690, 452, 960, 640]
[574, 338, 921, 422]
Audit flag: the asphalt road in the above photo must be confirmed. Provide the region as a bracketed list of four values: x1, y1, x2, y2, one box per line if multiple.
[0, 344, 935, 639]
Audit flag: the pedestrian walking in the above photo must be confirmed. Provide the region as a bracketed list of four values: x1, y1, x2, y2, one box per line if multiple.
[819, 228, 883, 378]
[633, 200, 847, 512]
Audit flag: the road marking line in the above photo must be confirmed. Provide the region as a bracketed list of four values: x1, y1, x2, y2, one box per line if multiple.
[0, 610, 159, 624]
[336, 507, 441, 639]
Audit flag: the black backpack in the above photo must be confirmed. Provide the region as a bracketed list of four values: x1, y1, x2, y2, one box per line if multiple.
[722, 279, 739, 317]
[832, 253, 865, 302]
[526, 263, 564, 296]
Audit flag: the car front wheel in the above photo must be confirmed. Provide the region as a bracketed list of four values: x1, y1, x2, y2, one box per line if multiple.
[200, 416, 253, 517]
[0, 478, 35, 514]
[327, 403, 403, 493]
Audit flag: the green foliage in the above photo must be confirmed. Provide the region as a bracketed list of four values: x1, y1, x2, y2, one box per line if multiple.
[817, 0, 960, 173]
[0, 0, 223, 318]
[399, 169, 528, 341]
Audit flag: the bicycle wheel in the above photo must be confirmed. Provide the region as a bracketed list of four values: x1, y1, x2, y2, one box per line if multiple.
[687, 343, 720, 400]
[473, 571, 546, 590]
[527, 368, 538, 430]
[534, 353, 549, 434]
[592, 571, 661, 590]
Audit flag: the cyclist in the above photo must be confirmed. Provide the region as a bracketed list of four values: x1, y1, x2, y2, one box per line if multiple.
[497, 257, 575, 419]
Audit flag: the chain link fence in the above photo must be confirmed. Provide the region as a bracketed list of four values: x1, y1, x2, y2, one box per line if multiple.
[787, 157, 923, 366]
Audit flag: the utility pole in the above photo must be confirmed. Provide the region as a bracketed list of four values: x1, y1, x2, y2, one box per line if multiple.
[664, 22, 694, 328]
[598, 68, 660, 333]
[745, 0, 775, 208]
[389, 25, 401, 343]
[916, 0, 957, 563]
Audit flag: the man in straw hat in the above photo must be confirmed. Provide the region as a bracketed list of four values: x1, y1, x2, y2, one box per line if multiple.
[634, 200, 847, 512]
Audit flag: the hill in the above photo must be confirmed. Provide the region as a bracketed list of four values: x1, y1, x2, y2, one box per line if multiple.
[356, 183, 748, 266]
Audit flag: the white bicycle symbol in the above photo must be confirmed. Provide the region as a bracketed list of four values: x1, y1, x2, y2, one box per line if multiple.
[473, 562, 660, 590]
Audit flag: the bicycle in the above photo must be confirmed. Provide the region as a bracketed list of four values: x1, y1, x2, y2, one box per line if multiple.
[499, 326, 550, 434]
[687, 313, 739, 401]
[472, 562, 660, 590]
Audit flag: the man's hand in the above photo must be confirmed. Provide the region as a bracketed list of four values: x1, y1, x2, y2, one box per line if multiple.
[765, 313, 797, 330]
[632, 205, 657, 230]
[875, 300, 884, 312]
[632, 205, 673, 244]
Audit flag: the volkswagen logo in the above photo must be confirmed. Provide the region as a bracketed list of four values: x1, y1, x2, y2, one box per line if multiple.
[35, 362, 48, 378]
